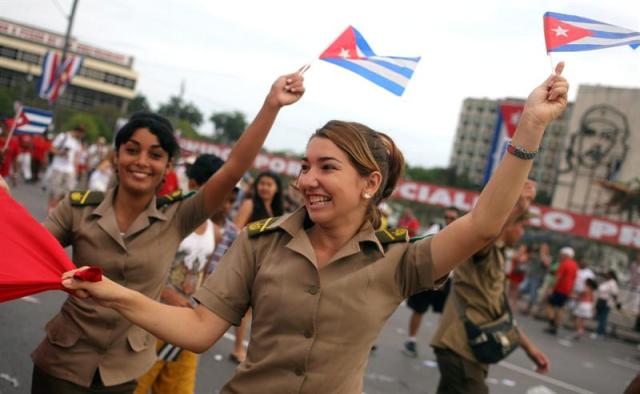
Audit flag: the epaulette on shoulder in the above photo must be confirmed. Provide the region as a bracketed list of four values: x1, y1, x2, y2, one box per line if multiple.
[156, 190, 194, 208]
[375, 227, 409, 245]
[409, 233, 434, 243]
[247, 216, 281, 238]
[69, 190, 104, 206]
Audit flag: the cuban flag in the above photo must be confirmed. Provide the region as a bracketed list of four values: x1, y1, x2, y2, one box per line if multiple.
[46, 55, 83, 105]
[37, 51, 61, 99]
[319, 26, 420, 96]
[544, 12, 640, 52]
[15, 106, 53, 135]
[483, 102, 524, 184]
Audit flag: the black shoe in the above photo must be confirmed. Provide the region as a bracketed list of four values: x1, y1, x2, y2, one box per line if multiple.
[544, 326, 557, 335]
[402, 341, 418, 358]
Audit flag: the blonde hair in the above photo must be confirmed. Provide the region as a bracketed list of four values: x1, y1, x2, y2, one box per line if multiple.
[310, 120, 405, 228]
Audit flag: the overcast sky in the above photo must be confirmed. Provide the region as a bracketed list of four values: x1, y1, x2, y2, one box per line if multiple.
[3, 0, 639, 167]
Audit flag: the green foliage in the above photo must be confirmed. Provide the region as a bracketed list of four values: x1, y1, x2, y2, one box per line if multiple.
[209, 111, 247, 144]
[127, 93, 151, 114]
[158, 96, 203, 127]
[0, 87, 14, 116]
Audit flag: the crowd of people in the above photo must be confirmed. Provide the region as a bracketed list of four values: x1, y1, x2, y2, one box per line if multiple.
[0, 63, 634, 393]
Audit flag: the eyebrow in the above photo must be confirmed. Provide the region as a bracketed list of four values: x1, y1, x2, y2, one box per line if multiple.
[126, 139, 163, 149]
[301, 156, 342, 163]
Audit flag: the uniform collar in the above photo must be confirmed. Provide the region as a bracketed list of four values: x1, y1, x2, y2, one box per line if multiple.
[92, 186, 167, 221]
[275, 207, 385, 256]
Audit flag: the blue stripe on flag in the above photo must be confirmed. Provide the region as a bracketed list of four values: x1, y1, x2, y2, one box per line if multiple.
[352, 28, 376, 57]
[368, 58, 419, 79]
[544, 11, 605, 25]
[321, 58, 406, 96]
[551, 41, 640, 51]
[23, 106, 53, 117]
[591, 31, 640, 39]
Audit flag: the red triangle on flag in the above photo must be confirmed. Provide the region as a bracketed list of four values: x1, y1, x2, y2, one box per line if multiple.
[319, 26, 358, 59]
[500, 103, 524, 138]
[544, 16, 593, 51]
[16, 111, 29, 128]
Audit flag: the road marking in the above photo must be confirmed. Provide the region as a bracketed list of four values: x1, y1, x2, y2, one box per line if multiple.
[20, 296, 40, 304]
[609, 357, 640, 370]
[498, 361, 595, 394]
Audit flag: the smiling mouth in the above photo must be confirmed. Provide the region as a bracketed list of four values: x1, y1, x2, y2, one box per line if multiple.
[128, 169, 152, 179]
[307, 195, 332, 207]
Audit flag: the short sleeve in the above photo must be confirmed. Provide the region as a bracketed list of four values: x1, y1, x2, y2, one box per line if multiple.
[43, 196, 74, 247]
[174, 189, 209, 238]
[193, 229, 255, 326]
[395, 237, 446, 298]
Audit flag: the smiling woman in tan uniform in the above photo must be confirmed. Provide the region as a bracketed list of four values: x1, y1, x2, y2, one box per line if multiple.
[63, 64, 568, 393]
[28, 71, 305, 394]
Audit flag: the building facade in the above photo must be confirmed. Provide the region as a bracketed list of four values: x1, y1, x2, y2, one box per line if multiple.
[552, 85, 640, 221]
[449, 97, 573, 197]
[0, 18, 137, 112]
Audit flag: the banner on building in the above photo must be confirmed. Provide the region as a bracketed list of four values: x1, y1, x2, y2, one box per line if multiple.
[483, 102, 524, 184]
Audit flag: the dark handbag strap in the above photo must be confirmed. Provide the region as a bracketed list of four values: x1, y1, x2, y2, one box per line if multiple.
[452, 284, 514, 325]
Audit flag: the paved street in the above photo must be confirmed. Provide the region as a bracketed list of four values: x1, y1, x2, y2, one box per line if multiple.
[1, 182, 639, 394]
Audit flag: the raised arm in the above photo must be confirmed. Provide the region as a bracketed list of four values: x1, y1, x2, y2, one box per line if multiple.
[61, 269, 230, 353]
[431, 62, 568, 278]
[200, 71, 305, 215]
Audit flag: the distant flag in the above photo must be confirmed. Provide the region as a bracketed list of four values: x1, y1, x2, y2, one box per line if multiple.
[46, 55, 83, 105]
[37, 51, 61, 99]
[37, 51, 83, 105]
[15, 106, 53, 135]
[544, 12, 640, 52]
[319, 26, 420, 96]
[483, 102, 524, 184]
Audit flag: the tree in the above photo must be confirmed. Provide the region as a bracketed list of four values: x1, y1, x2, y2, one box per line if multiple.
[209, 111, 247, 144]
[405, 166, 479, 190]
[127, 93, 151, 114]
[157, 96, 203, 127]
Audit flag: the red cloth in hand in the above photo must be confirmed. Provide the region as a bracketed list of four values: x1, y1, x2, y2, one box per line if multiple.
[0, 189, 99, 302]
[73, 267, 103, 282]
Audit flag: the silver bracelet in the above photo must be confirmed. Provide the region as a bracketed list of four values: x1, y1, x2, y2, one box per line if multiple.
[506, 140, 538, 160]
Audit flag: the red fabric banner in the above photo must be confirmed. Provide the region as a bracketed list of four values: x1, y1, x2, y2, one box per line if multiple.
[0, 189, 101, 303]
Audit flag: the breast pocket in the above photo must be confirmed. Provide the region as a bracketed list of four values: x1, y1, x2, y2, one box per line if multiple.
[45, 313, 82, 348]
[127, 325, 153, 352]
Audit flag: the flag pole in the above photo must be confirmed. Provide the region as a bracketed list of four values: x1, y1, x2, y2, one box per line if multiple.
[1, 105, 22, 152]
[547, 52, 555, 73]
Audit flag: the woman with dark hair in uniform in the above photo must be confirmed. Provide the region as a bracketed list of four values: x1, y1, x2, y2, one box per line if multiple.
[62, 64, 568, 393]
[27, 71, 305, 394]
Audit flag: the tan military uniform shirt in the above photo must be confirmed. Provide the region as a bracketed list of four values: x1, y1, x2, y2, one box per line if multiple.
[32, 187, 208, 387]
[193, 207, 443, 394]
[431, 242, 507, 368]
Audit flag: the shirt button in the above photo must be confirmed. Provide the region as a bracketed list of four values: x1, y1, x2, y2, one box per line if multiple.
[294, 368, 304, 377]
[307, 286, 319, 295]
[304, 330, 313, 339]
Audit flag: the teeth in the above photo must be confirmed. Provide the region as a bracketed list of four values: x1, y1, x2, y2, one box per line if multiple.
[308, 196, 331, 203]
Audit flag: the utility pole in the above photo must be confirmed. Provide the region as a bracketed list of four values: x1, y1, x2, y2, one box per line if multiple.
[51, 0, 79, 128]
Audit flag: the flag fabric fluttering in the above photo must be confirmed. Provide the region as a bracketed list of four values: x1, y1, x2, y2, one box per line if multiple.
[0, 189, 101, 303]
[483, 102, 524, 185]
[37, 51, 61, 99]
[319, 26, 420, 96]
[15, 106, 53, 135]
[544, 12, 640, 52]
[37, 51, 83, 105]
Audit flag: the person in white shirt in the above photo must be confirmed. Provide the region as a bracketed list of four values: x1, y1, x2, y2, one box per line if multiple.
[594, 270, 620, 338]
[46, 125, 85, 212]
[573, 260, 596, 295]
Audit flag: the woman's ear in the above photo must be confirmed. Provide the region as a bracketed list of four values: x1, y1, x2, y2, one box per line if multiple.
[363, 171, 382, 199]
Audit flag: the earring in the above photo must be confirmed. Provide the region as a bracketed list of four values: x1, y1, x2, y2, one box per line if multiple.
[363, 192, 371, 199]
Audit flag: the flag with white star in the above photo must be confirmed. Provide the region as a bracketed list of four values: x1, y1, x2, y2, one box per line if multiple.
[544, 12, 640, 52]
[319, 26, 420, 96]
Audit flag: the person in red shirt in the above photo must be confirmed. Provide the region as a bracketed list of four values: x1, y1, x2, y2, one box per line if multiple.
[31, 135, 52, 183]
[157, 168, 179, 196]
[544, 246, 578, 335]
[0, 121, 20, 186]
[398, 208, 420, 237]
